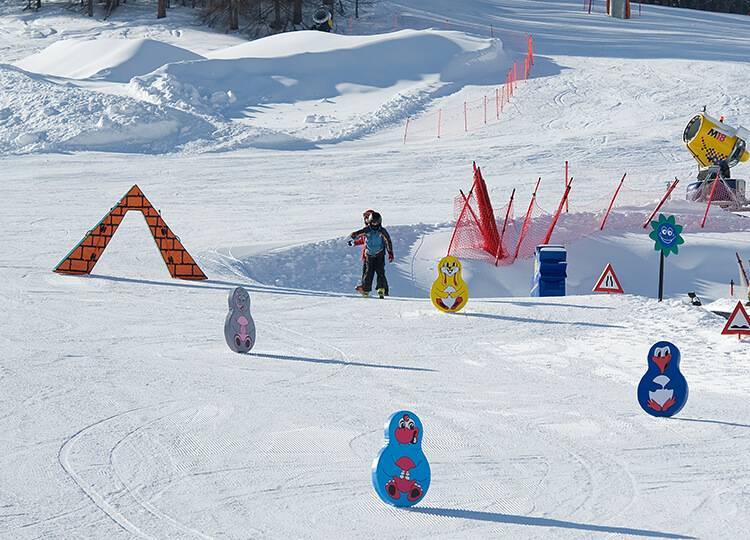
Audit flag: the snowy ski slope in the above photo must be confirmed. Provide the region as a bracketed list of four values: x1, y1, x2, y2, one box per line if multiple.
[1, 0, 750, 538]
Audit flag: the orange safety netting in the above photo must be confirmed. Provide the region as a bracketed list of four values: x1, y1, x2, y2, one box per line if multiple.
[54, 185, 207, 281]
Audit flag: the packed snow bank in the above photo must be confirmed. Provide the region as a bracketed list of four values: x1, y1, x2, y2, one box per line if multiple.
[226, 202, 750, 301]
[130, 29, 507, 141]
[0, 64, 212, 154]
[15, 38, 204, 83]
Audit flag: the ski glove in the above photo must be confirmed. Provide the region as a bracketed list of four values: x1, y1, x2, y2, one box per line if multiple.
[388, 252, 394, 262]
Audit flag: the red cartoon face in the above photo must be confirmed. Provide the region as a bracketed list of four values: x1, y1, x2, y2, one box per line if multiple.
[652, 345, 672, 374]
[394, 415, 419, 444]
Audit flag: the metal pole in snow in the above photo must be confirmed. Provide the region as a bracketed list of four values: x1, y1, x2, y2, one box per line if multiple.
[496, 88, 500, 119]
[403, 117, 410, 144]
[437, 109, 442, 139]
[658, 251, 665, 302]
[464, 101, 468, 132]
[484, 95, 487, 124]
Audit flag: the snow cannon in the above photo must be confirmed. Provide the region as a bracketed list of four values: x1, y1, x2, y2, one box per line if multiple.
[683, 113, 749, 169]
[683, 112, 750, 210]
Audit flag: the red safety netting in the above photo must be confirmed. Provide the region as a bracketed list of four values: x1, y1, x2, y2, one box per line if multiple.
[448, 165, 501, 261]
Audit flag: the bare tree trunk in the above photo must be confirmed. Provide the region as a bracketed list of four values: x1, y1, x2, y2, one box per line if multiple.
[157, 0, 166, 18]
[229, 0, 239, 29]
[274, 0, 281, 29]
[292, 0, 302, 25]
[87, 0, 93, 16]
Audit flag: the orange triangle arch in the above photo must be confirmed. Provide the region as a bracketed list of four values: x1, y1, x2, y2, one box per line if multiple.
[593, 263, 624, 294]
[721, 301, 750, 336]
[54, 185, 207, 281]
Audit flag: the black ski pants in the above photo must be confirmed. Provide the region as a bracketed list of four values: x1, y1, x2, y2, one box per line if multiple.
[362, 256, 388, 295]
[363, 251, 387, 293]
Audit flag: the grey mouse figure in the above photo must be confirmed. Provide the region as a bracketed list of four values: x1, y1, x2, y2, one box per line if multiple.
[224, 287, 256, 353]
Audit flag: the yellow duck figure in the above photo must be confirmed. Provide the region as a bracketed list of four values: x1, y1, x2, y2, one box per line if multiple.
[430, 256, 469, 313]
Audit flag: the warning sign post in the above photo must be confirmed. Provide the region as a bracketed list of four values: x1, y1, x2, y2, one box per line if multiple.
[721, 301, 750, 340]
[593, 263, 624, 294]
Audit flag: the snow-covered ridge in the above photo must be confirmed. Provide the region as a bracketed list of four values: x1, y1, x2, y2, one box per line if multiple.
[4, 30, 508, 154]
[14, 38, 204, 83]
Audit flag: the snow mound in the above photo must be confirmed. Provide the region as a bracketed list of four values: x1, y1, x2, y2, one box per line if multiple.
[15, 38, 204, 83]
[0, 64, 212, 154]
[130, 29, 506, 142]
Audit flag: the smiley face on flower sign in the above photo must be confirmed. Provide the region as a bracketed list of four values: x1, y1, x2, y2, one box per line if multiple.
[649, 214, 685, 256]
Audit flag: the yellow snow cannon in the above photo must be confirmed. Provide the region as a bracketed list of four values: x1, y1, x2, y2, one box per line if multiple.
[683, 112, 750, 210]
[683, 112, 749, 169]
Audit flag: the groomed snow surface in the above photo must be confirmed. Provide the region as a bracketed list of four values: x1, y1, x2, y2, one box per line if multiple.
[2, 0, 750, 538]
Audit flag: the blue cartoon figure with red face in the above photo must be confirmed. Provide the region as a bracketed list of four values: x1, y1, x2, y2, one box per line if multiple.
[372, 411, 430, 507]
[637, 341, 688, 417]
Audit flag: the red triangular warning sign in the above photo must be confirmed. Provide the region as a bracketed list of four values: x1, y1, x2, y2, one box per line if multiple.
[593, 263, 624, 294]
[721, 301, 750, 336]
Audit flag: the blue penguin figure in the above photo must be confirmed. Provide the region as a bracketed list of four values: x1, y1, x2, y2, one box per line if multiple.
[372, 410, 430, 507]
[637, 341, 688, 418]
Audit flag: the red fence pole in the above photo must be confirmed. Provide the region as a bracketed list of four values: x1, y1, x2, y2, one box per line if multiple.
[642, 178, 680, 228]
[513, 177, 542, 261]
[542, 179, 573, 244]
[513, 62, 517, 90]
[564, 161, 569, 213]
[495, 188, 516, 265]
[528, 35, 534, 66]
[600, 173, 627, 231]
[700, 175, 721, 228]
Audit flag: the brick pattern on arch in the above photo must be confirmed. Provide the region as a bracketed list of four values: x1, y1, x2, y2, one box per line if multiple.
[54, 185, 207, 281]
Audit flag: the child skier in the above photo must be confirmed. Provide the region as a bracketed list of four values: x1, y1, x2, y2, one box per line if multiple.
[348, 211, 394, 298]
[351, 210, 389, 296]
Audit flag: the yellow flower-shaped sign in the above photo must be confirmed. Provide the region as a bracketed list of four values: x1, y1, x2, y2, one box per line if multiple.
[430, 256, 469, 313]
